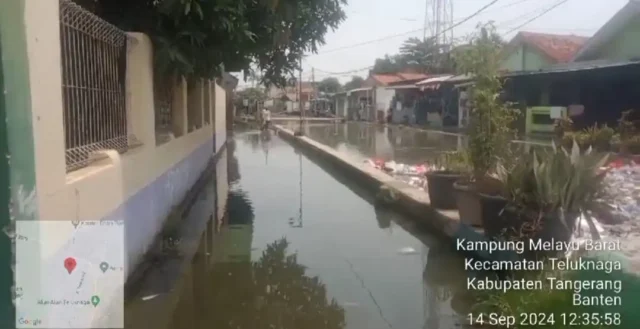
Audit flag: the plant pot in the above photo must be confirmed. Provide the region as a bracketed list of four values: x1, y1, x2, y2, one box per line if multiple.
[426, 171, 463, 209]
[478, 193, 508, 238]
[453, 180, 482, 227]
[497, 205, 579, 255]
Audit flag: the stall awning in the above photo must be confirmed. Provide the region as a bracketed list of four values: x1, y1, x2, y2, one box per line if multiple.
[385, 84, 419, 90]
[346, 87, 373, 94]
[416, 75, 453, 86]
[416, 75, 454, 91]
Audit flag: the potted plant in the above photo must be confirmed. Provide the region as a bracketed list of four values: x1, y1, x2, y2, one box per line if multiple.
[617, 109, 639, 155]
[489, 141, 609, 254]
[426, 151, 469, 209]
[553, 116, 573, 140]
[563, 124, 616, 152]
[453, 23, 519, 226]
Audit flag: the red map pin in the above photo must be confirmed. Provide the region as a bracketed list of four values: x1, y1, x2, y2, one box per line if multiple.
[64, 257, 77, 274]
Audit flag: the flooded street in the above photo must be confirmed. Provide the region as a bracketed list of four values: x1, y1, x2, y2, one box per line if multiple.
[150, 129, 471, 329]
[283, 122, 551, 165]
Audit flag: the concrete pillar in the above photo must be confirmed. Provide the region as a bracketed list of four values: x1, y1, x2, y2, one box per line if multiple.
[214, 83, 226, 152]
[200, 79, 206, 126]
[126, 33, 155, 147]
[172, 77, 188, 137]
[25, 0, 67, 201]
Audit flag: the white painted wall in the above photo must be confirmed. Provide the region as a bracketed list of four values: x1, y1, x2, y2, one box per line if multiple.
[375, 87, 395, 111]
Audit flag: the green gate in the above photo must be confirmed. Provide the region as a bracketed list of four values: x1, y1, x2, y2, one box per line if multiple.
[0, 30, 14, 328]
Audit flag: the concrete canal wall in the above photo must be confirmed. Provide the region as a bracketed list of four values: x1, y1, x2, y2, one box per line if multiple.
[273, 125, 465, 239]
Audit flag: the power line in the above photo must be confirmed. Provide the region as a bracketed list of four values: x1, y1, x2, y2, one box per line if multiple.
[494, 0, 555, 29]
[310, 0, 501, 57]
[305, 0, 502, 77]
[504, 0, 569, 34]
[313, 65, 372, 75]
[308, 0, 570, 78]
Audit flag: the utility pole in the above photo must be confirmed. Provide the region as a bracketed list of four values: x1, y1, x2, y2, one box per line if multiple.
[311, 67, 316, 99]
[295, 54, 304, 136]
[424, 0, 454, 67]
[311, 67, 317, 116]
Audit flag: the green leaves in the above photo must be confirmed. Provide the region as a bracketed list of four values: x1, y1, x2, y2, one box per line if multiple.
[434, 150, 470, 173]
[86, 0, 346, 87]
[344, 76, 364, 90]
[372, 37, 453, 74]
[461, 23, 518, 186]
[317, 77, 342, 94]
[530, 141, 609, 214]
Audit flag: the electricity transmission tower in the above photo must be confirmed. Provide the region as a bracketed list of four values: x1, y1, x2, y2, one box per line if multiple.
[423, 0, 454, 52]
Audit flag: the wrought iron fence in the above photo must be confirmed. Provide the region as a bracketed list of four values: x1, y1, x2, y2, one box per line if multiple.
[186, 80, 203, 132]
[59, 0, 135, 172]
[154, 77, 174, 145]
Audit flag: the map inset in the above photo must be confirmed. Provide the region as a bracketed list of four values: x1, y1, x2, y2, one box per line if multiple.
[15, 220, 125, 328]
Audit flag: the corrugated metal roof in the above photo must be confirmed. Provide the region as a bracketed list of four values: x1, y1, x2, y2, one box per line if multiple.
[503, 59, 640, 77]
[347, 87, 373, 93]
[385, 84, 419, 90]
[416, 74, 454, 85]
[443, 74, 474, 83]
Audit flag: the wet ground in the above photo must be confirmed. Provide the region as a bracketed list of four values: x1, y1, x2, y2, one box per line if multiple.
[283, 121, 551, 165]
[130, 128, 474, 329]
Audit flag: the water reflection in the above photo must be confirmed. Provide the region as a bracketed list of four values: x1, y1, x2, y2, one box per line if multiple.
[301, 123, 461, 164]
[297, 122, 552, 165]
[160, 131, 473, 329]
[227, 139, 241, 185]
[227, 190, 255, 226]
[208, 238, 346, 329]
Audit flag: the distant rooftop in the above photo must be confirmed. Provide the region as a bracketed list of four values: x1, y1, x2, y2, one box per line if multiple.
[512, 31, 589, 63]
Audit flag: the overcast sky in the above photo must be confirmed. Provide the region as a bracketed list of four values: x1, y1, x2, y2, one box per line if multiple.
[237, 0, 628, 88]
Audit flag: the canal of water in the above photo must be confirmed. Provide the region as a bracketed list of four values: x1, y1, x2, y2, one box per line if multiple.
[283, 121, 551, 165]
[131, 127, 475, 329]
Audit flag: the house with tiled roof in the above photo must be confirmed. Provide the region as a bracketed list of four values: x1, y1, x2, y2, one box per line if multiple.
[343, 71, 430, 122]
[363, 71, 430, 88]
[266, 81, 315, 112]
[496, 0, 640, 133]
[500, 31, 589, 72]
[572, 0, 640, 62]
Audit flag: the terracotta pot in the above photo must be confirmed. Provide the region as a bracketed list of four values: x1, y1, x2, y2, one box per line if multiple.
[453, 180, 482, 227]
[426, 171, 463, 209]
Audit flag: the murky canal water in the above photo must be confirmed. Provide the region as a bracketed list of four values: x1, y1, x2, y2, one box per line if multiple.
[283, 121, 551, 165]
[143, 129, 472, 329]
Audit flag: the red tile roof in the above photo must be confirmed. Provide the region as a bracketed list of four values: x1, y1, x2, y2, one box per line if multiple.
[516, 31, 589, 63]
[370, 74, 403, 85]
[370, 72, 431, 86]
[397, 72, 430, 81]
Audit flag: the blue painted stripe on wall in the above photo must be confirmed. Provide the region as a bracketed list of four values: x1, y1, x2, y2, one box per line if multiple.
[103, 137, 216, 276]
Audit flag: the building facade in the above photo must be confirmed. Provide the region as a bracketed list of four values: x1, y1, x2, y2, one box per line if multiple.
[0, 1, 230, 324]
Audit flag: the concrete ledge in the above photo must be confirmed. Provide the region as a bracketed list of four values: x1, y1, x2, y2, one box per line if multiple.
[273, 125, 462, 238]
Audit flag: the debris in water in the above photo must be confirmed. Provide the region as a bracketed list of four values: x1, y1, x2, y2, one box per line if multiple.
[364, 158, 436, 191]
[397, 247, 418, 255]
[141, 294, 160, 301]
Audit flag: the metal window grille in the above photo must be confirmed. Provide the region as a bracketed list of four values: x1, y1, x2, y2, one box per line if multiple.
[154, 77, 174, 145]
[59, 0, 136, 172]
[186, 80, 203, 132]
